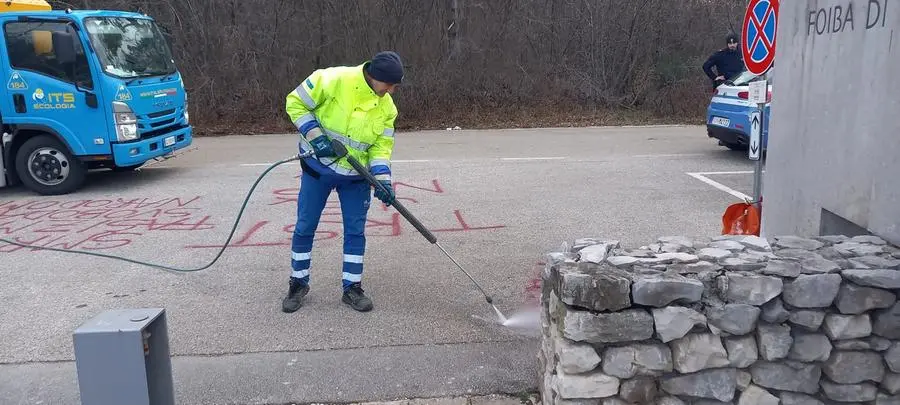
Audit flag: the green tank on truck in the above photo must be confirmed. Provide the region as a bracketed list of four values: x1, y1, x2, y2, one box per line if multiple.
[0, 0, 192, 195]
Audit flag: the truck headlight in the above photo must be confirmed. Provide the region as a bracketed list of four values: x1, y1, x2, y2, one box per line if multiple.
[113, 101, 138, 142]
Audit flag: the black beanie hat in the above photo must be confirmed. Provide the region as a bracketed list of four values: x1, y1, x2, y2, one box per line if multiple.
[726, 33, 739, 44]
[366, 51, 404, 84]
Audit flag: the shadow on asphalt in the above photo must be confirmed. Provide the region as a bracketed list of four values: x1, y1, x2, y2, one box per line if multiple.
[0, 167, 183, 198]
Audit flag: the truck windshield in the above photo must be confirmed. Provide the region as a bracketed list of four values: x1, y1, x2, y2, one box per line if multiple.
[83, 17, 175, 79]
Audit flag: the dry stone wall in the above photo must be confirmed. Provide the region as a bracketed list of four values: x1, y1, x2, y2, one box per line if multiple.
[538, 234, 900, 405]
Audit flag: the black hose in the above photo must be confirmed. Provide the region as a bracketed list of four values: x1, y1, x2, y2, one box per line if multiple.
[0, 152, 310, 273]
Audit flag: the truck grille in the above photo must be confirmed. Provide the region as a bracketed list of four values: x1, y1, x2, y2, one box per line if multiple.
[137, 107, 187, 140]
[147, 109, 176, 119]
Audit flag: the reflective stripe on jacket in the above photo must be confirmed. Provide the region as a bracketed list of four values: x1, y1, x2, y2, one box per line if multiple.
[285, 63, 397, 181]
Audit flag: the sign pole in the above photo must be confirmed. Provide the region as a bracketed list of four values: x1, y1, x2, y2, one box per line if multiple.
[747, 77, 766, 204]
[753, 101, 764, 204]
[741, 0, 778, 212]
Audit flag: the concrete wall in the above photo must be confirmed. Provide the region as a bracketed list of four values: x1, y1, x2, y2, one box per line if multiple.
[763, 0, 900, 245]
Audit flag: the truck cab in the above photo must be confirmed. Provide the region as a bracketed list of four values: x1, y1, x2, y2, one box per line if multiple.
[0, 0, 191, 195]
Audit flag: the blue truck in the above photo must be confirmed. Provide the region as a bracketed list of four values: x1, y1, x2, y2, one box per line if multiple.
[0, 0, 192, 195]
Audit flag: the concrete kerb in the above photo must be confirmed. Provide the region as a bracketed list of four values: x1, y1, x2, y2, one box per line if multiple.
[286, 393, 541, 405]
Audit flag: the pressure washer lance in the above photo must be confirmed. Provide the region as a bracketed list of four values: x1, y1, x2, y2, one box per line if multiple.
[328, 139, 507, 323]
[0, 143, 508, 323]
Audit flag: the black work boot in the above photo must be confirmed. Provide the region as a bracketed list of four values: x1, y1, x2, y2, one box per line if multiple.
[342, 283, 373, 312]
[281, 278, 309, 313]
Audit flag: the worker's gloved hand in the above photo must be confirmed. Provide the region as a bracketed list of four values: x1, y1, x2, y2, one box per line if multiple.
[308, 135, 336, 158]
[374, 180, 395, 206]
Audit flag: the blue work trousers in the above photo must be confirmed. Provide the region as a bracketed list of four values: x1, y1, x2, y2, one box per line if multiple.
[290, 168, 371, 291]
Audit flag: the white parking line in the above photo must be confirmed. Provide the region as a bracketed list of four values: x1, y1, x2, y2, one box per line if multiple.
[500, 157, 567, 161]
[632, 153, 706, 158]
[686, 171, 753, 201]
[690, 170, 755, 175]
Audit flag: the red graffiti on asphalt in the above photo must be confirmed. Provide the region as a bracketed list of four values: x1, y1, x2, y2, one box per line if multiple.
[186, 179, 504, 249]
[0, 179, 504, 253]
[0, 197, 213, 252]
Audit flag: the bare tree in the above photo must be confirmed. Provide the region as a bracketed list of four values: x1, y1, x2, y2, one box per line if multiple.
[48, 0, 746, 133]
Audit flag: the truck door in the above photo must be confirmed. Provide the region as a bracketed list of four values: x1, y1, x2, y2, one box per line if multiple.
[1, 19, 110, 156]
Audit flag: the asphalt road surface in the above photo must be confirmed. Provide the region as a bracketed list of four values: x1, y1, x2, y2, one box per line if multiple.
[0, 125, 761, 404]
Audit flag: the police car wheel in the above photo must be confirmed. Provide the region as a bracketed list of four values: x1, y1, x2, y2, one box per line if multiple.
[15, 134, 86, 196]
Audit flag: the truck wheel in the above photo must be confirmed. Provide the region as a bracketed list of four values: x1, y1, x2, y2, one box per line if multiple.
[15, 134, 86, 195]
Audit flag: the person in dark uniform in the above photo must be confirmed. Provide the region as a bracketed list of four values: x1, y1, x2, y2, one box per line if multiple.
[703, 33, 744, 89]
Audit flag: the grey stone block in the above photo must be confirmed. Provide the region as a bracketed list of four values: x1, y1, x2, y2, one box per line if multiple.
[787, 333, 832, 362]
[760, 260, 802, 278]
[724, 335, 759, 368]
[554, 262, 633, 312]
[659, 368, 737, 402]
[834, 242, 886, 257]
[652, 306, 707, 343]
[736, 370, 752, 391]
[618, 377, 658, 404]
[709, 240, 745, 252]
[699, 248, 733, 262]
[849, 255, 900, 270]
[656, 252, 700, 264]
[561, 308, 655, 344]
[577, 241, 619, 263]
[750, 361, 821, 394]
[887, 342, 900, 373]
[883, 373, 900, 395]
[874, 303, 900, 339]
[823, 350, 886, 384]
[774, 236, 825, 251]
[554, 367, 620, 399]
[719, 257, 766, 272]
[760, 298, 790, 323]
[601, 343, 673, 379]
[724, 274, 783, 305]
[835, 283, 897, 314]
[736, 385, 778, 405]
[779, 392, 825, 405]
[788, 310, 826, 331]
[850, 235, 888, 245]
[799, 255, 842, 274]
[832, 336, 892, 351]
[756, 323, 793, 361]
[555, 337, 602, 374]
[669, 333, 731, 373]
[820, 381, 878, 402]
[782, 274, 842, 308]
[823, 314, 872, 340]
[706, 304, 761, 335]
[632, 273, 704, 307]
[842, 269, 900, 289]
[877, 393, 900, 405]
[656, 397, 686, 405]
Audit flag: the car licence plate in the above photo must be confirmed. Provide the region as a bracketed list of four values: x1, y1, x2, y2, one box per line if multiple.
[711, 117, 730, 127]
[164, 136, 176, 147]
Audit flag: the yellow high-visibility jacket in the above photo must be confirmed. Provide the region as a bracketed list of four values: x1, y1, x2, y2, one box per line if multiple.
[286, 63, 397, 181]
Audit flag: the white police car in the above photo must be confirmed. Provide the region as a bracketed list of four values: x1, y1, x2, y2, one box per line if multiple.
[706, 70, 773, 152]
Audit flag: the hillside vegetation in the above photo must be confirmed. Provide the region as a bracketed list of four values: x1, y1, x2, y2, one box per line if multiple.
[52, 0, 747, 135]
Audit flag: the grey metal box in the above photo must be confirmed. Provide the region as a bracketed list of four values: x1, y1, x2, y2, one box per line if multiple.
[73, 308, 175, 405]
